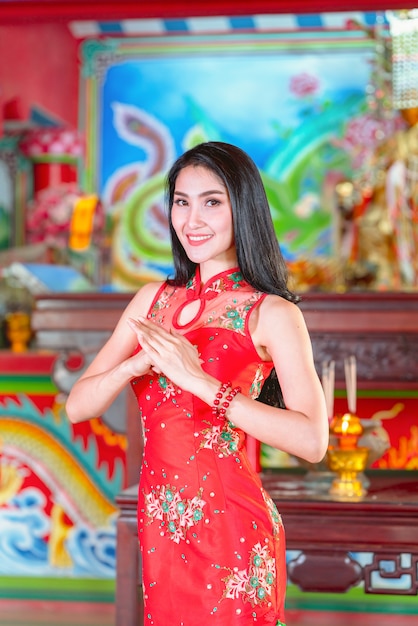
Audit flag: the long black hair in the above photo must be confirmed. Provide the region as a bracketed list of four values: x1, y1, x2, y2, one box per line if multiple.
[166, 141, 299, 304]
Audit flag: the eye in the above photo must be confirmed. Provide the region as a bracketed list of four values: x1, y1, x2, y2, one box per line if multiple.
[173, 198, 188, 207]
[206, 199, 221, 207]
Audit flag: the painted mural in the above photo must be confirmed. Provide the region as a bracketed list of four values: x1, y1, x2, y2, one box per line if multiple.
[81, 32, 380, 291]
[0, 354, 126, 578]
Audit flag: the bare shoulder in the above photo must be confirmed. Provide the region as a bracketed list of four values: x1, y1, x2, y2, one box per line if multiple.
[254, 294, 309, 348]
[260, 293, 305, 325]
[129, 280, 164, 308]
[122, 280, 165, 320]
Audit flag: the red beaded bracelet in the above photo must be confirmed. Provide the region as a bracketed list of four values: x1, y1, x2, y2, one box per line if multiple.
[212, 381, 231, 417]
[212, 382, 241, 419]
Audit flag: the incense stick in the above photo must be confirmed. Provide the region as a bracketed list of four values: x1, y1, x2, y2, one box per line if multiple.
[344, 355, 357, 414]
[322, 359, 335, 421]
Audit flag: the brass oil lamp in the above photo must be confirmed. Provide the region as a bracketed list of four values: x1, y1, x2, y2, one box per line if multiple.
[326, 356, 369, 499]
[327, 412, 369, 500]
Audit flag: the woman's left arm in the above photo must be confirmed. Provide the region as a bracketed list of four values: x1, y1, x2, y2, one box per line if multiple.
[211, 296, 329, 463]
[243, 295, 330, 463]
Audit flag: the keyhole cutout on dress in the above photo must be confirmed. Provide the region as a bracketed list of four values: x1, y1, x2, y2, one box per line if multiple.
[176, 299, 202, 327]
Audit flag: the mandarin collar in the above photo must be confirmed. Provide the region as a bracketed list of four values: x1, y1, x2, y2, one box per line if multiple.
[186, 266, 246, 301]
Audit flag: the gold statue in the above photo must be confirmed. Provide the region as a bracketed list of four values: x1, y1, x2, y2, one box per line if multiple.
[5, 311, 32, 352]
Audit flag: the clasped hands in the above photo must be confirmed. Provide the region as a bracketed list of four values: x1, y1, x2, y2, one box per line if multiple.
[127, 317, 206, 393]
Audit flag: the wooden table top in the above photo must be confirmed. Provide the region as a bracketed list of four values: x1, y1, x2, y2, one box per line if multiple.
[262, 469, 418, 509]
[117, 470, 418, 510]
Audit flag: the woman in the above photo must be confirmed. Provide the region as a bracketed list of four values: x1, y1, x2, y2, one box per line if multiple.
[66, 141, 328, 625]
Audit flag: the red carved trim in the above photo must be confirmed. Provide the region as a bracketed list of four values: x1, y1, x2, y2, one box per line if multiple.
[1, 1, 417, 23]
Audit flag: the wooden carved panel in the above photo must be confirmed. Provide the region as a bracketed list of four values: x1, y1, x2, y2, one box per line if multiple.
[310, 333, 418, 384]
[287, 550, 363, 593]
[299, 292, 418, 388]
[364, 553, 418, 595]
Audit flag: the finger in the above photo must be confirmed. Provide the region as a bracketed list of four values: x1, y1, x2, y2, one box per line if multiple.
[137, 333, 160, 355]
[134, 317, 183, 346]
[134, 318, 173, 343]
[128, 318, 158, 347]
[127, 318, 142, 338]
[127, 318, 160, 348]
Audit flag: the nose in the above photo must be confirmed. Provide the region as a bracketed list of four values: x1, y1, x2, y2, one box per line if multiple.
[186, 203, 204, 228]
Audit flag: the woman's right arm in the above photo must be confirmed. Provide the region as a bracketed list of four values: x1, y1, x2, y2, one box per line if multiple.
[65, 282, 161, 423]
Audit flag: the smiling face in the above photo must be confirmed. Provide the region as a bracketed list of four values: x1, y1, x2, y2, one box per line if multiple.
[171, 165, 237, 278]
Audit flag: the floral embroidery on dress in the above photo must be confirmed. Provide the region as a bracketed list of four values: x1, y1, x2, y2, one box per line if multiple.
[228, 270, 244, 286]
[261, 488, 283, 536]
[220, 542, 276, 607]
[144, 484, 206, 544]
[198, 422, 241, 457]
[156, 375, 178, 400]
[205, 277, 225, 296]
[204, 271, 243, 295]
[217, 298, 259, 335]
[148, 288, 173, 324]
[249, 364, 265, 399]
[183, 268, 250, 305]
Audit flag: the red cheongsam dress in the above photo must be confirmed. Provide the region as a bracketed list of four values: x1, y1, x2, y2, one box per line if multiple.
[131, 267, 287, 626]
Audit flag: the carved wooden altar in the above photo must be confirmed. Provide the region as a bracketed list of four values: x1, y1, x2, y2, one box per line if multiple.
[263, 470, 418, 595]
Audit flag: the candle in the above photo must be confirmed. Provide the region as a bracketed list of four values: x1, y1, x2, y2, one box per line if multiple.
[331, 412, 363, 450]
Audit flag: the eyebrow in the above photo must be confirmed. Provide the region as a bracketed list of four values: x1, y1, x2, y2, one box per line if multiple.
[174, 189, 226, 198]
